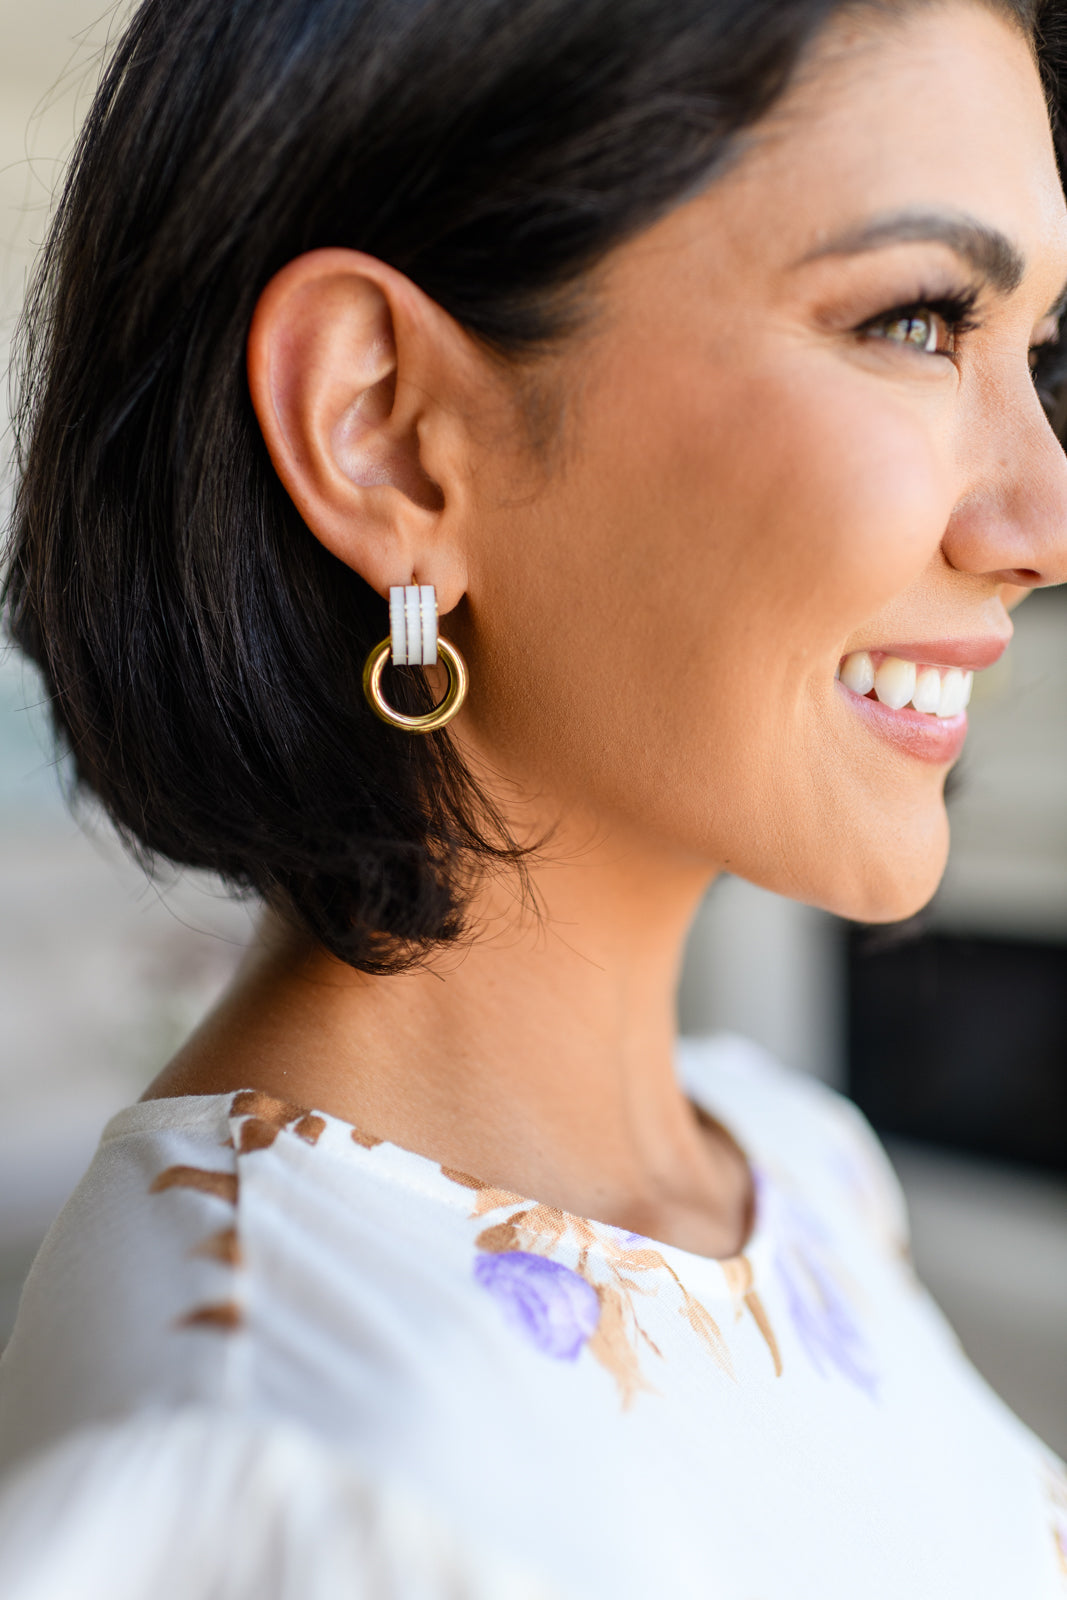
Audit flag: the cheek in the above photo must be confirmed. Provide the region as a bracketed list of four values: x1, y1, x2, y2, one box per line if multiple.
[468, 344, 955, 905]
[540, 354, 955, 771]
[659, 360, 953, 643]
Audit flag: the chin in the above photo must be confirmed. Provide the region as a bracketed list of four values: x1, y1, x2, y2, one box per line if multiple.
[823, 823, 950, 926]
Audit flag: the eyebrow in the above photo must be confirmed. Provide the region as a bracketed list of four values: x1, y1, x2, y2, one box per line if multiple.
[801, 209, 1025, 296]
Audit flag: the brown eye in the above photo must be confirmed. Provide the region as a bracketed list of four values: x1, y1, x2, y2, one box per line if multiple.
[870, 311, 942, 353]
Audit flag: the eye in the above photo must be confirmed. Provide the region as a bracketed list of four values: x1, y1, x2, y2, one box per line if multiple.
[856, 291, 981, 360]
[863, 308, 946, 355]
[887, 312, 942, 351]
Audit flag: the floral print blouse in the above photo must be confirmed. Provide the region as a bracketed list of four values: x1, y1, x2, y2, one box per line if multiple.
[0, 1033, 1063, 1598]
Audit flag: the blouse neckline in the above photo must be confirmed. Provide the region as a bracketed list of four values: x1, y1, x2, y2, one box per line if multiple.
[118, 1040, 772, 1286]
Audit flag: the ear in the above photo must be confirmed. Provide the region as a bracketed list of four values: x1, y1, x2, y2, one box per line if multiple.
[247, 248, 473, 608]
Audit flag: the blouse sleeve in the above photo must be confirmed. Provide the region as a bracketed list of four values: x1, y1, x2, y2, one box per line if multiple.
[0, 1407, 560, 1600]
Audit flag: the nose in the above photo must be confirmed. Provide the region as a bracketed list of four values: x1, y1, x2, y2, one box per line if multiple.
[942, 376, 1067, 589]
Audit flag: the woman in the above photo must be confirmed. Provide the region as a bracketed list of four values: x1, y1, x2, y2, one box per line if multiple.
[1, 0, 1066, 1592]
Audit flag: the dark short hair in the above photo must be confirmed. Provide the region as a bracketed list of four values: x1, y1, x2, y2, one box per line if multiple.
[4, 0, 1061, 972]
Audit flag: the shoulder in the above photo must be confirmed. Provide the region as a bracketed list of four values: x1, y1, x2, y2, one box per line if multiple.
[0, 1084, 571, 1482]
[0, 1094, 244, 1473]
[0, 1406, 559, 1600]
[0, 1090, 384, 1474]
[679, 1032, 911, 1259]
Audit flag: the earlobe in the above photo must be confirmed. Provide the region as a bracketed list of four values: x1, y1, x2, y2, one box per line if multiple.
[246, 248, 465, 605]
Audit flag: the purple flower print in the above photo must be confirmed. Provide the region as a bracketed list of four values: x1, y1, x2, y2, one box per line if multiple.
[774, 1245, 879, 1398]
[759, 1170, 879, 1399]
[474, 1251, 601, 1360]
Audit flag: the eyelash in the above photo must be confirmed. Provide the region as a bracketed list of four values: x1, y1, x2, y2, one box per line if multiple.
[857, 289, 982, 357]
[854, 288, 1067, 429]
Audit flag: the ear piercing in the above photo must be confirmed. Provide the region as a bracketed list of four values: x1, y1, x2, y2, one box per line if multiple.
[362, 584, 468, 733]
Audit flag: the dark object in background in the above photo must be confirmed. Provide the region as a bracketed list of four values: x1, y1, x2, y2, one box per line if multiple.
[848, 928, 1067, 1174]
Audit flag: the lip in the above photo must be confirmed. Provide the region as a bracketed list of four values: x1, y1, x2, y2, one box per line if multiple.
[835, 680, 968, 764]
[855, 636, 1009, 671]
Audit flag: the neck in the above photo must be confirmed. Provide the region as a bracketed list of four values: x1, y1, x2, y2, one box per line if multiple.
[152, 817, 754, 1257]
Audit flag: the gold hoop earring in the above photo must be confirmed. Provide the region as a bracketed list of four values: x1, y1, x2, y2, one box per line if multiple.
[362, 585, 469, 734]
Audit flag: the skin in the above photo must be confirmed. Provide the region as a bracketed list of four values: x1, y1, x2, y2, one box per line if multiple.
[148, 3, 1067, 1259]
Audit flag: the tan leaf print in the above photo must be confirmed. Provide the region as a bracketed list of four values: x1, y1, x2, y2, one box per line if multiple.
[508, 1204, 569, 1255]
[588, 1285, 657, 1408]
[177, 1302, 243, 1331]
[637, 1323, 663, 1359]
[192, 1226, 242, 1267]
[294, 1113, 326, 1145]
[150, 1165, 237, 1205]
[607, 1246, 672, 1274]
[722, 1255, 783, 1377]
[238, 1118, 282, 1154]
[679, 1292, 734, 1378]
[440, 1165, 488, 1192]
[721, 1254, 753, 1314]
[443, 1166, 754, 1408]
[351, 1127, 384, 1150]
[620, 1248, 733, 1376]
[231, 1091, 328, 1152]
[153, 1130, 249, 1332]
[475, 1219, 527, 1254]
[743, 1290, 782, 1376]
[230, 1090, 306, 1126]
[439, 1164, 523, 1214]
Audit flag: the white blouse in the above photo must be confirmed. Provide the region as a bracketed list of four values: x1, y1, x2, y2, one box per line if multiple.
[0, 1033, 1064, 1598]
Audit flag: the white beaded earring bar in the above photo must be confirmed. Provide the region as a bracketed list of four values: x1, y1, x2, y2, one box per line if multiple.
[362, 583, 467, 734]
[388, 584, 438, 666]
[388, 584, 438, 667]
[419, 585, 437, 667]
[388, 586, 407, 663]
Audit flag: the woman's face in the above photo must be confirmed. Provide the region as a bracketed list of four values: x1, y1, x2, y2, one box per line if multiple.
[458, 1, 1067, 923]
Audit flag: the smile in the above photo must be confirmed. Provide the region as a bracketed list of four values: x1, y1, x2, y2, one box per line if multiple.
[836, 651, 972, 718]
[833, 638, 1007, 765]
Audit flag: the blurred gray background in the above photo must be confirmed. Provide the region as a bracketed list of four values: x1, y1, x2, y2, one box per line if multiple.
[2, 0, 1065, 1458]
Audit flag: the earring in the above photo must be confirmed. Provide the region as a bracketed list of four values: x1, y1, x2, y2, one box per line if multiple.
[362, 584, 469, 734]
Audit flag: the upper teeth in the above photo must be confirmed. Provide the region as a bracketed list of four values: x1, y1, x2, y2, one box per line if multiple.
[838, 651, 973, 718]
